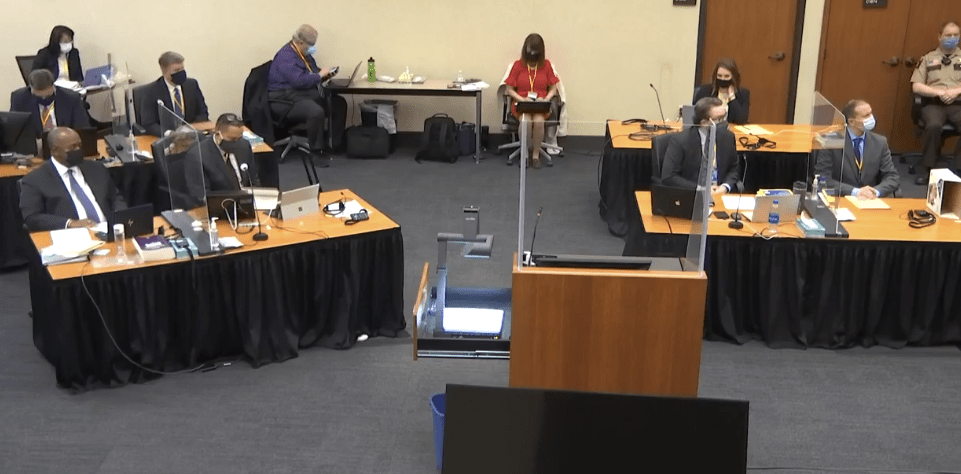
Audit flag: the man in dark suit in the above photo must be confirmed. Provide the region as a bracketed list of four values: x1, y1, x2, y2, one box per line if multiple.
[138, 51, 209, 136]
[815, 99, 900, 199]
[184, 113, 260, 206]
[19, 127, 126, 231]
[661, 97, 739, 193]
[10, 69, 90, 136]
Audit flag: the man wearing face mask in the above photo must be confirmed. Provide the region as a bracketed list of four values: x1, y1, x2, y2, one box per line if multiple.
[815, 100, 900, 199]
[138, 51, 210, 136]
[267, 24, 347, 156]
[661, 97, 739, 194]
[911, 21, 961, 185]
[19, 127, 126, 231]
[184, 113, 260, 206]
[10, 69, 90, 136]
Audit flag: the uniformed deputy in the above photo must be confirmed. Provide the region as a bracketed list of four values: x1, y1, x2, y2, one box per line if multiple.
[911, 20, 961, 185]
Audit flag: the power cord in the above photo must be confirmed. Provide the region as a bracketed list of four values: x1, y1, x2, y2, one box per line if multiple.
[747, 466, 961, 474]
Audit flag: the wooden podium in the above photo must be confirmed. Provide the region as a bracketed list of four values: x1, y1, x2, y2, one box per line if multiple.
[509, 262, 707, 397]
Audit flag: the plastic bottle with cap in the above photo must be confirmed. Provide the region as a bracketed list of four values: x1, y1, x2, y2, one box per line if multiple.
[367, 57, 376, 83]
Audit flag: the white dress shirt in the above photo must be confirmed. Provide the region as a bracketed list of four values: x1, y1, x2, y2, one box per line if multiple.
[216, 141, 243, 185]
[50, 158, 106, 223]
[165, 79, 184, 114]
[57, 55, 70, 81]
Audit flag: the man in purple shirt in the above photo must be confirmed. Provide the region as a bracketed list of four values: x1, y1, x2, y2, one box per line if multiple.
[267, 24, 347, 154]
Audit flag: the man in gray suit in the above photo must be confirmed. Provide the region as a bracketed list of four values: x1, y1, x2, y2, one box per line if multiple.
[815, 99, 900, 199]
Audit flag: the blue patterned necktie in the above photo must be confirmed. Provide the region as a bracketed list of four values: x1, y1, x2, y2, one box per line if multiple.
[67, 169, 100, 223]
[173, 87, 184, 118]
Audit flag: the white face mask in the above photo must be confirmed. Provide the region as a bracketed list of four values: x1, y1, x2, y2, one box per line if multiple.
[862, 115, 876, 131]
[60, 42, 73, 54]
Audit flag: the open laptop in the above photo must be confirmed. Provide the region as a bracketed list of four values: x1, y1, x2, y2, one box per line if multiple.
[651, 184, 697, 219]
[743, 194, 802, 223]
[327, 61, 363, 88]
[83, 65, 112, 88]
[242, 187, 280, 211]
[276, 184, 320, 220]
[41, 128, 100, 159]
[97, 204, 154, 242]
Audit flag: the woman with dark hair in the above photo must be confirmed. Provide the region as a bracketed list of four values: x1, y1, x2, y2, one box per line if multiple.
[32, 25, 84, 83]
[505, 33, 559, 168]
[693, 58, 751, 124]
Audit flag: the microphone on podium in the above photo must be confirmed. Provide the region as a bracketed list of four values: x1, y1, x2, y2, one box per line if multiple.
[240, 163, 268, 241]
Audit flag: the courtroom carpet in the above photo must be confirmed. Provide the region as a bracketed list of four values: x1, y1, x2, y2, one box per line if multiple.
[1, 144, 958, 474]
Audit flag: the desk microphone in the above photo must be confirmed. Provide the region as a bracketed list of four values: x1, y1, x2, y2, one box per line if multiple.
[240, 163, 268, 241]
[728, 154, 749, 230]
[649, 83, 673, 131]
[525, 207, 544, 266]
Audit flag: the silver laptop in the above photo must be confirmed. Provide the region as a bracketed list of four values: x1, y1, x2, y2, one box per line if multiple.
[277, 184, 320, 221]
[328, 61, 363, 88]
[743, 194, 802, 223]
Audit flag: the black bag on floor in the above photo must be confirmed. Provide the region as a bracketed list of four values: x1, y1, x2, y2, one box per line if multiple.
[455, 122, 476, 156]
[345, 126, 390, 158]
[416, 113, 458, 163]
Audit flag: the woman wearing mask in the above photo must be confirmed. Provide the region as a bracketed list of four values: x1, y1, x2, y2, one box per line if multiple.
[32, 25, 84, 83]
[505, 33, 560, 168]
[693, 58, 750, 124]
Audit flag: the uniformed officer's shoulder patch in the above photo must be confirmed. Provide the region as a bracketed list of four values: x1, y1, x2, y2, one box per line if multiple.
[928, 58, 942, 67]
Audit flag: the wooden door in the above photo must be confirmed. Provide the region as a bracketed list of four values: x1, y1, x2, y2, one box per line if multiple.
[699, 0, 801, 124]
[816, 0, 911, 142]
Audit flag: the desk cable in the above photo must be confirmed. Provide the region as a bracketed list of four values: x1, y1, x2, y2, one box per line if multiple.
[79, 262, 241, 376]
[747, 466, 961, 474]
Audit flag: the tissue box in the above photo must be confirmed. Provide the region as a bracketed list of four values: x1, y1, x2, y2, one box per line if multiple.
[926, 168, 961, 219]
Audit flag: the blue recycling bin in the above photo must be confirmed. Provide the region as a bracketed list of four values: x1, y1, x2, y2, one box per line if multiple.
[430, 393, 446, 470]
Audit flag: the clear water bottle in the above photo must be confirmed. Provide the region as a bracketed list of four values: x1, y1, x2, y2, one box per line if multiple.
[768, 200, 780, 235]
[113, 224, 127, 263]
[209, 218, 220, 252]
[457, 70, 464, 83]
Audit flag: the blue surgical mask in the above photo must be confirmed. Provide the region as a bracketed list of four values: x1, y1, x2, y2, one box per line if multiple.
[862, 115, 876, 131]
[306, 45, 317, 56]
[942, 37, 959, 50]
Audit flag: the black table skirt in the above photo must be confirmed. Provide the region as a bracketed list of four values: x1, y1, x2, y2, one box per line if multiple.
[598, 130, 809, 237]
[30, 228, 406, 392]
[0, 176, 33, 269]
[623, 217, 961, 349]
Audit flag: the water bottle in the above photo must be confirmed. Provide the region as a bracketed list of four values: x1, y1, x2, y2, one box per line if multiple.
[113, 224, 127, 263]
[457, 70, 465, 83]
[812, 174, 820, 196]
[209, 217, 220, 252]
[768, 200, 780, 235]
[367, 57, 376, 83]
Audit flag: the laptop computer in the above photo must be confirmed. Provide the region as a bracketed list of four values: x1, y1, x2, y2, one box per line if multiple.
[41, 128, 100, 159]
[743, 194, 802, 223]
[651, 184, 698, 219]
[99, 204, 154, 242]
[206, 190, 257, 224]
[327, 61, 363, 88]
[83, 65, 112, 88]
[276, 184, 320, 220]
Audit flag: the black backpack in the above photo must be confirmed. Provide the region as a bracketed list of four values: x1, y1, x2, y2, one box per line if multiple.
[416, 113, 458, 163]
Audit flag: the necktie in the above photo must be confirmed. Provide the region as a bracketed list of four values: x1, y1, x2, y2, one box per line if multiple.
[173, 87, 184, 118]
[42, 105, 54, 131]
[67, 169, 100, 223]
[852, 137, 863, 171]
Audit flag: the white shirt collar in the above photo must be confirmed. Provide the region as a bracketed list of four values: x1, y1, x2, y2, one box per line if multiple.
[847, 127, 865, 139]
[50, 157, 79, 176]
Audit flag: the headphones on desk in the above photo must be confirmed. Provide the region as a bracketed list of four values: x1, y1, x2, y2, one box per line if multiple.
[739, 136, 777, 150]
[908, 209, 936, 228]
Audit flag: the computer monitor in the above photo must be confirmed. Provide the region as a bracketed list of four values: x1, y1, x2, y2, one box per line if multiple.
[0, 111, 37, 156]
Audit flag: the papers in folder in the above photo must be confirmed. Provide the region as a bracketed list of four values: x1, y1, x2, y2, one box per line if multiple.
[41, 228, 103, 266]
[721, 195, 755, 211]
[244, 187, 280, 211]
[844, 196, 891, 210]
[734, 125, 772, 135]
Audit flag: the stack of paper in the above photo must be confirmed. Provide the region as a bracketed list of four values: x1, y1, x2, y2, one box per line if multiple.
[735, 124, 772, 135]
[844, 196, 891, 210]
[40, 228, 103, 266]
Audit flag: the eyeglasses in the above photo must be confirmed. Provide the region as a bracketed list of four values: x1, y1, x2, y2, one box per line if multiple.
[217, 113, 244, 127]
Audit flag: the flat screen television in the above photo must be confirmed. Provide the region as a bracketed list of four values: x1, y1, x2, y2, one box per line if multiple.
[442, 384, 749, 474]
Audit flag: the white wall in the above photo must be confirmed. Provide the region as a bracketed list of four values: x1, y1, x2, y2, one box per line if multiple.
[0, 0, 824, 134]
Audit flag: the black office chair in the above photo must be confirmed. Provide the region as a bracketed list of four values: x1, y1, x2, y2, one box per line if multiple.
[152, 133, 202, 211]
[242, 61, 321, 187]
[651, 132, 676, 185]
[15, 55, 36, 86]
[900, 93, 961, 178]
[495, 83, 563, 166]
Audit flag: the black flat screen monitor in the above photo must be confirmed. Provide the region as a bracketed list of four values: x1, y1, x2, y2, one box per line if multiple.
[442, 384, 750, 474]
[0, 111, 37, 156]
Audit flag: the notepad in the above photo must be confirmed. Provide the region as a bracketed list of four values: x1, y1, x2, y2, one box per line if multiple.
[721, 195, 755, 211]
[831, 207, 857, 222]
[735, 125, 772, 135]
[844, 196, 891, 210]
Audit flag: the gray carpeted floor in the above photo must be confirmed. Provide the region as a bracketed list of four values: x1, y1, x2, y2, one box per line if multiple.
[1, 144, 959, 474]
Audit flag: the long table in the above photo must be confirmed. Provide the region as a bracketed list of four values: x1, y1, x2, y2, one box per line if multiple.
[599, 120, 815, 237]
[0, 130, 274, 269]
[327, 79, 482, 162]
[625, 191, 961, 349]
[29, 189, 406, 391]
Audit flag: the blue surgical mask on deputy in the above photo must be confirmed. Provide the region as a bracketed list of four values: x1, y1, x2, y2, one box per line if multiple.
[306, 45, 317, 55]
[862, 115, 876, 131]
[942, 37, 960, 50]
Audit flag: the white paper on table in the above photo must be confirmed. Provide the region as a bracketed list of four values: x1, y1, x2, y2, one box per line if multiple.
[342, 200, 372, 217]
[51, 228, 95, 248]
[460, 81, 490, 91]
[721, 195, 756, 211]
[831, 207, 857, 221]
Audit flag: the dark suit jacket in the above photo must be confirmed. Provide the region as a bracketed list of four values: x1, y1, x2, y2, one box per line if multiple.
[184, 136, 260, 206]
[814, 130, 900, 197]
[693, 85, 751, 124]
[19, 160, 127, 231]
[138, 77, 209, 136]
[32, 47, 83, 83]
[661, 126, 739, 190]
[10, 86, 90, 136]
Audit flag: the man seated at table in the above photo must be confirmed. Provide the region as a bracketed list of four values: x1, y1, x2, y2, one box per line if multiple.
[267, 24, 347, 155]
[661, 97, 739, 193]
[10, 69, 90, 136]
[184, 113, 260, 206]
[815, 100, 900, 199]
[19, 127, 126, 231]
[139, 51, 209, 136]
[911, 20, 961, 185]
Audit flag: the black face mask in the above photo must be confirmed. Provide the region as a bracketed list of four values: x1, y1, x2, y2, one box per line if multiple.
[36, 94, 55, 106]
[219, 137, 244, 155]
[716, 79, 732, 89]
[171, 70, 187, 85]
[64, 149, 84, 167]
